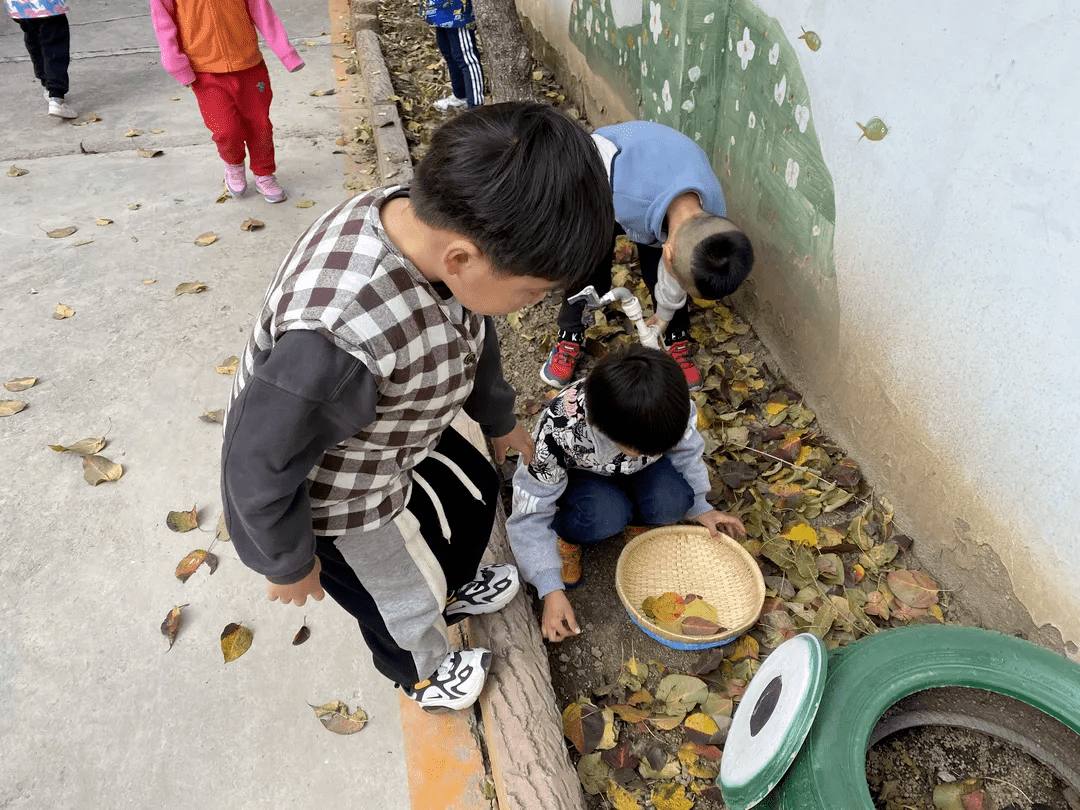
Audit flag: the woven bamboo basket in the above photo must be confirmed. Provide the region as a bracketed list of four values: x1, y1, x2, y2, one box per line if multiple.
[615, 525, 766, 650]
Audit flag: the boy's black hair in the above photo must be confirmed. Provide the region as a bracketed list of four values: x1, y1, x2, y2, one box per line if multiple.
[583, 344, 691, 457]
[683, 222, 755, 299]
[410, 102, 615, 289]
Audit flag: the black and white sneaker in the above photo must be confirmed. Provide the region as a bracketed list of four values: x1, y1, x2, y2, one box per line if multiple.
[445, 563, 521, 623]
[404, 648, 492, 713]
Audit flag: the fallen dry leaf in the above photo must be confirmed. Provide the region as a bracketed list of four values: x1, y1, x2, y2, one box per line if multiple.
[199, 409, 224, 423]
[150, 128, 164, 134]
[174, 281, 208, 296]
[85, 111, 101, 122]
[82, 454, 122, 485]
[292, 623, 311, 646]
[215, 356, 239, 375]
[47, 226, 77, 239]
[294, 199, 315, 208]
[170, 96, 181, 101]
[142, 279, 156, 285]
[166, 504, 199, 533]
[95, 218, 113, 226]
[215, 189, 229, 204]
[310, 701, 368, 734]
[53, 303, 75, 319]
[127, 203, 139, 210]
[4, 377, 37, 392]
[220, 622, 253, 663]
[193, 231, 217, 247]
[136, 147, 163, 158]
[215, 514, 230, 543]
[0, 400, 27, 417]
[73, 239, 93, 247]
[124, 128, 143, 137]
[160, 604, 187, 650]
[175, 549, 218, 582]
[887, 569, 939, 608]
[8, 166, 28, 177]
[240, 218, 264, 231]
[49, 437, 105, 455]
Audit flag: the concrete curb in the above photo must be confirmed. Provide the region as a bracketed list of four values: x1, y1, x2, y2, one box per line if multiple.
[348, 5, 584, 807]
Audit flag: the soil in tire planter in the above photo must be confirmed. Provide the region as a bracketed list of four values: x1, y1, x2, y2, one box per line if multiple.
[866, 724, 1071, 810]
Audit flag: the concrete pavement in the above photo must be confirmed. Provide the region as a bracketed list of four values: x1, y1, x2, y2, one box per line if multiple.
[0, 1, 420, 807]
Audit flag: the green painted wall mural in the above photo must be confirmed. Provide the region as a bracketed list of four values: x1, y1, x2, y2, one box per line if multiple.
[569, 0, 839, 345]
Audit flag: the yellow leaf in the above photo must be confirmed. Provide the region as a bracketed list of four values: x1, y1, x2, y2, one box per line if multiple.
[175, 281, 208, 296]
[127, 203, 140, 210]
[54, 303, 75, 319]
[82, 454, 123, 485]
[0, 400, 27, 417]
[220, 622, 253, 663]
[215, 356, 239, 375]
[309, 700, 369, 734]
[764, 401, 787, 415]
[95, 218, 113, 226]
[48, 437, 105, 455]
[160, 603, 187, 650]
[651, 782, 694, 810]
[151, 128, 164, 134]
[4, 377, 37, 392]
[167, 504, 199, 533]
[47, 226, 77, 238]
[240, 218, 264, 231]
[174, 549, 208, 582]
[795, 444, 814, 467]
[8, 166, 28, 177]
[607, 782, 642, 810]
[73, 239, 93, 247]
[727, 634, 760, 662]
[136, 146, 163, 158]
[124, 128, 143, 137]
[295, 199, 315, 208]
[142, 279, 156, 285]
[194, 231, 217, 246]
[781, 521, 818, 548]
[85, 111, 102, 122]
[677, 741, 719, 778]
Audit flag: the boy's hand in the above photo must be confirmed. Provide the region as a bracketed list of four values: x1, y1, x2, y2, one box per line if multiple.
[289, 62, 305, 73]
[492, 421, 534, 466]
[542, 590, 580, 642]
[696, 510, 746, 538]
[266, 557, 325, 606]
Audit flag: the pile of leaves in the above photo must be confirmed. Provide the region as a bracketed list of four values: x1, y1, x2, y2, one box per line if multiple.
[641, 593, 725, 638]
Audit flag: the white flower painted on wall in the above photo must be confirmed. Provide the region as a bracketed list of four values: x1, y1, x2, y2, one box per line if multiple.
[704, 12, 715, 23]
[688, 66, 701, 82]
[585, 7, 592, 35]
[795, 104, 810, 133]
[641, 60, 648, 77]
[736, 28, 756, 70]
[774, 74, 787, 106]
[769, 43, 779, 65]
[748, 111, 756, 128]
[649, 2, 663, 44]
[662, 80, 673, 111]
[785, 157, 800, 188]
[682, 99, 695, 112]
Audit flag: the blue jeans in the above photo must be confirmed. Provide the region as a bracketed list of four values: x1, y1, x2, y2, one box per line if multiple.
[552, 456, 694, 545]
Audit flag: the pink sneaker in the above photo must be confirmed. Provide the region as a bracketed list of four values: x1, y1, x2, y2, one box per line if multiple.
[254, 173, 286, 203]
[224, 163, 247, 196]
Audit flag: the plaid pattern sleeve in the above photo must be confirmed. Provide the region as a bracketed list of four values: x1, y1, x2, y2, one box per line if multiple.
[228, 187, 489, 535]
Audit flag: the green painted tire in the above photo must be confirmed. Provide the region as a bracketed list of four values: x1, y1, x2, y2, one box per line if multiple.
[760, 625, 1080, 810]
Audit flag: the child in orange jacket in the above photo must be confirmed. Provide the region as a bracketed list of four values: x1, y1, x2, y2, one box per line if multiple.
[150, 0, 304, 202]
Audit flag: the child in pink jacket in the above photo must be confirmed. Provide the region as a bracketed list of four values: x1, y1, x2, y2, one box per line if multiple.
[150, 0, 304, 202]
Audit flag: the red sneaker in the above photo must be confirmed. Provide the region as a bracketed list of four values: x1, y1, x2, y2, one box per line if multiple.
[540, 333, 582, 387]
[666, 339, 703, 391]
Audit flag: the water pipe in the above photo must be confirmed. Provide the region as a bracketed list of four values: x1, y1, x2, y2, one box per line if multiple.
[567, 285, 662, 349]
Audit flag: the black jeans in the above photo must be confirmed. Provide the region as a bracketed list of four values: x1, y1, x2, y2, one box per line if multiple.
[17, 14, 70, 99]
[555, 225, 691, 339]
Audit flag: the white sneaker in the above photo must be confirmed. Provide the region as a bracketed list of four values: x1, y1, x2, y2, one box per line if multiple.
[48, 97, 77, 119]
[433, 94, 468, 112]
[404, 648, 491, 713]
[445, 563, 520, 623]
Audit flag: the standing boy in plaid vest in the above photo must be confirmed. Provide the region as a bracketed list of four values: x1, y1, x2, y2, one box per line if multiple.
[221, 103, 613, 712]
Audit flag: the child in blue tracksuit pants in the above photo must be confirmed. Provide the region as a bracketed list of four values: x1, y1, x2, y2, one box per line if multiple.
[420, 0, 484, 110]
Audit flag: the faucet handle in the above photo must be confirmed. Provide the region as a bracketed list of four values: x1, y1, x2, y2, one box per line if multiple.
[567, 285, 604, 310]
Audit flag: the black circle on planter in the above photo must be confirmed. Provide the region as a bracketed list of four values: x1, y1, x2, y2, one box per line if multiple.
[750, 676, 783, 737]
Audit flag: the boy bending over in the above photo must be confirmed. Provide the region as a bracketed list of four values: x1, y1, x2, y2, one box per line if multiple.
[221, 103, 614, 712]
[509, 344, 745, 642]
[542, 120, 755, 391]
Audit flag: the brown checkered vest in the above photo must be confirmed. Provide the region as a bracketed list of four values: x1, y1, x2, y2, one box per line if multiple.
[230, 187, 486, 534]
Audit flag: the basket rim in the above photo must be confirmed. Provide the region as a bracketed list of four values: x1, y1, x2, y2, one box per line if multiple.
[615, 524, 765, 645]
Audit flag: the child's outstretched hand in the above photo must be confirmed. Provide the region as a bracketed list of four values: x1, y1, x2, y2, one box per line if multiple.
[266, 557, 326, 606]
[542, 590, 581, 642]
[492, 421, 534, 465]
[696, 510, 746, 538]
